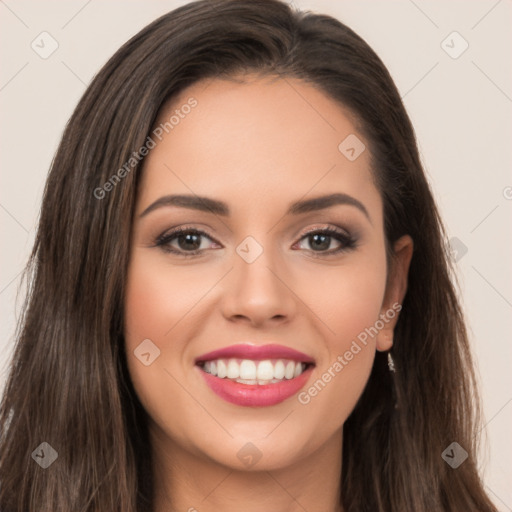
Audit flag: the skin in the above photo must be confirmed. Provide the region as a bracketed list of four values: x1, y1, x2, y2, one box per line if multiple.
[124, 74, 413, 512]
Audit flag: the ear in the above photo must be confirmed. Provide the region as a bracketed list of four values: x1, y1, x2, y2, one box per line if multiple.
[376, 235, 414, 352]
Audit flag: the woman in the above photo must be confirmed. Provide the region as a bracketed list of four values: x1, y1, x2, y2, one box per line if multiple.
[0, 0, 498, 510]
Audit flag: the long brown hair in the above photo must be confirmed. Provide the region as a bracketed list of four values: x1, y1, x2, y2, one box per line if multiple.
[0, 1, 497, 510]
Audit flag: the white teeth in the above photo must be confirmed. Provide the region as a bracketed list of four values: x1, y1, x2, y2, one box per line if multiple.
[239, 360, 257, 380]
[227, 360, 240, 379]
[274, 360, 285, 379]
[217, 359, 227, 378]
[257, 360, 274, 381]
[285, 361, 295, 379]
[200, 357, 310, 384]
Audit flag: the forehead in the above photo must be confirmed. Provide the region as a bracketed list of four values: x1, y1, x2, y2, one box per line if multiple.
[137, 75, 381, 222]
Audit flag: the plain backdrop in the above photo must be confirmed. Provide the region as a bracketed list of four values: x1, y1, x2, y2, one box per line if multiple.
[1, 0, 511, 509]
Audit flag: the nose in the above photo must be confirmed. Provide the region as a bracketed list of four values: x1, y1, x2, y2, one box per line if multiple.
[219, 244, 298, 328]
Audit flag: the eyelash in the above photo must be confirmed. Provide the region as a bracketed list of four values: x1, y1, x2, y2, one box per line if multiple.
[154, 225, 357, 258]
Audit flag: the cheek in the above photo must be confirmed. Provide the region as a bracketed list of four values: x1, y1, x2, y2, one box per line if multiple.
[124, 252, 211, 348]
[123, 254, 209, 441]
[295, 249, 387, 425]
[300, 246, 388, 351]
[123, 253, 194, 396]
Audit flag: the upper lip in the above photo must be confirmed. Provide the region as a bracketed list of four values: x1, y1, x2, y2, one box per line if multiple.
[195, 344, 315, 364]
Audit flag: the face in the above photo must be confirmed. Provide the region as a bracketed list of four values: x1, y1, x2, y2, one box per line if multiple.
[124, 74, 412, 472]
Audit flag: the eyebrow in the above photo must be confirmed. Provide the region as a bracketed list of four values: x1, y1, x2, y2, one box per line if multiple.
[139, 192, 370, 221]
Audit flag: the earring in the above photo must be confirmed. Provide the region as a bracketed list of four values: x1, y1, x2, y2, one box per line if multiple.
[387, 352, 396, 373]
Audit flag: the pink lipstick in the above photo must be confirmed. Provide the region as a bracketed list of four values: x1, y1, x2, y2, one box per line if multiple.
[195, 344, 315, 407]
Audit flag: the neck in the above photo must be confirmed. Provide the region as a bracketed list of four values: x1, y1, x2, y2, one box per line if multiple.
[150, 426, 344, 512]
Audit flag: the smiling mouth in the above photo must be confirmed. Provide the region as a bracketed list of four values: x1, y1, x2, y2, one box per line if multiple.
[194, 343, 316, 406]
[196, 358, 315, 385]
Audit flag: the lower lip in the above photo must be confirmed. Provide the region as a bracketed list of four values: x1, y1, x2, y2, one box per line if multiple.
[197, 365, 314, 407]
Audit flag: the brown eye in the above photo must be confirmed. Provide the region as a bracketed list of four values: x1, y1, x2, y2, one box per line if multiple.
[155, 228, 218, 256]
[295, 227, 356, 255]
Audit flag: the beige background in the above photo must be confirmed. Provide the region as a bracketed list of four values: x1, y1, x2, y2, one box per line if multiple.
[1, 0, 511, 509]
